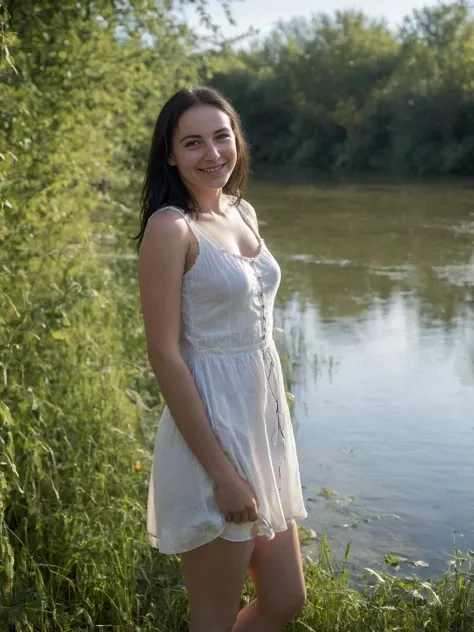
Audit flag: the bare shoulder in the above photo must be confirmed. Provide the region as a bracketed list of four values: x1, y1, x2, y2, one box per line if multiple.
[239, 197, 257, 215]
[236, 197, 259, 234]
[143, 207, 189, 239]
[138, 207, 191, 284]
[140, 208, 189, 254]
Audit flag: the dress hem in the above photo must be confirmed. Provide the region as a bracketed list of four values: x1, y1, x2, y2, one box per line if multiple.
[148, 509, 308, 555]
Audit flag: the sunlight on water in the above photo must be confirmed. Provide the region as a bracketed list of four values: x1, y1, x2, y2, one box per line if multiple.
[250, 175, 474, 576]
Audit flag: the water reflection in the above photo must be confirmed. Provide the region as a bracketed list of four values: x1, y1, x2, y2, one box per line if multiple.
[250, 176, 474, 576]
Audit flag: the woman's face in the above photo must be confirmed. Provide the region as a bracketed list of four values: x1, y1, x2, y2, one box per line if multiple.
[168, 104, 238, 194]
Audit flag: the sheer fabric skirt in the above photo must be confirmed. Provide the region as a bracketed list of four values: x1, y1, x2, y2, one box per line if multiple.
[147, 339, 307, 554]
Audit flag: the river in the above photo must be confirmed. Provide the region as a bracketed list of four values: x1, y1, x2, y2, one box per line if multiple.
[249, 173, 474, 578]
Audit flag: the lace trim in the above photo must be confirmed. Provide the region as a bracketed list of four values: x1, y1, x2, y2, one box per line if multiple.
[250, 259, 286, 492]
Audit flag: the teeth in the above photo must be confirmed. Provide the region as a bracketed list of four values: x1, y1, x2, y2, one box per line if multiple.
[201, 164, 224, 173]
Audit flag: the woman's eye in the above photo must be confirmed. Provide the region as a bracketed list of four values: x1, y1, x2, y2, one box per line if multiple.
[185, 134, 230, 148]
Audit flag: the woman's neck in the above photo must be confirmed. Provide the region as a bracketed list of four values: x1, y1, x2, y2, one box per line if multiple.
[191, 187, 226, 215]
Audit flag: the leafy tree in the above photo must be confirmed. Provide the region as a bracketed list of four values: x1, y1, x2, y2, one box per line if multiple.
[208, 2, 474, 175]
[0, 1, 232, 626]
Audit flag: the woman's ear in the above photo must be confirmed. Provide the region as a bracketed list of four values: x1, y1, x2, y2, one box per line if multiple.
[167, 154, 176, 167]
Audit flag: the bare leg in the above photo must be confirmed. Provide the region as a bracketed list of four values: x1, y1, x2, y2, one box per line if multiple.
[180, 535, 255, 632]
[232, 521, 306, 632]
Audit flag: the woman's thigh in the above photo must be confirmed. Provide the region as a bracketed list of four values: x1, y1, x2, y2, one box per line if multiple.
[180, 535, 255, 632]
[248, 521, 306, 622]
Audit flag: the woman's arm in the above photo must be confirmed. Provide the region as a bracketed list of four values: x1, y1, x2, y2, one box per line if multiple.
[138, 210, 258, 523]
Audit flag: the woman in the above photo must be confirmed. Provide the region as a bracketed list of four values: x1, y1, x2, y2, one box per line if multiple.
[136, 86, 308, 632]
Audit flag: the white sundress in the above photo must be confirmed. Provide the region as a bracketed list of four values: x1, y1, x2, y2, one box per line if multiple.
[146, 199, 307, 554]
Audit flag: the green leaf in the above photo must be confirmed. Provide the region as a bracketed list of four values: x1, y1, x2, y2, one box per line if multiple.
[385, 553, 408, 566]
[51, 330, 68, 341]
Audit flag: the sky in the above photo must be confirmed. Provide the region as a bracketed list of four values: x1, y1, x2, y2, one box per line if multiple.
[184, 0, 434, 39]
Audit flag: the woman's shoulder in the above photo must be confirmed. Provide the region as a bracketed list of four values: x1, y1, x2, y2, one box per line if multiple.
[141, 206, 190, 251]
[231, 196, 259, 233]
[148, 205, 189, 223]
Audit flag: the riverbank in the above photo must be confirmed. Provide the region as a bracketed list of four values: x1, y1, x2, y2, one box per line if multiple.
[1, 179, 472, 630]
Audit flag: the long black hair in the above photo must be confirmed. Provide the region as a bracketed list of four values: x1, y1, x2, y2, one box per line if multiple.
[133, 86, 250, 251]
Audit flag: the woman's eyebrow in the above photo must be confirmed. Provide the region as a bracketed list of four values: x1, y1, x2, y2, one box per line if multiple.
[179, 127, 231, 143]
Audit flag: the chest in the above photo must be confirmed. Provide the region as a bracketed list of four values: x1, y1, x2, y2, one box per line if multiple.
[184, 243, 281, 307]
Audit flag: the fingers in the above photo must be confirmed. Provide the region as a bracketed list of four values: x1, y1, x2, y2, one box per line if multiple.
[224, 511, 246, 523]
[225, 506, 258, 524]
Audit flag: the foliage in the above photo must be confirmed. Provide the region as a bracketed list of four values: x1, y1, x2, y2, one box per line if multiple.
[1, 0, 473, 628]
[208, 2, 474, 174]
[294, 533, 474, 632]
[0, 0, 197, 628]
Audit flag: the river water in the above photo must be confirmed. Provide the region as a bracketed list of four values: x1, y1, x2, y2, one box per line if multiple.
[249, 174, 474, 578]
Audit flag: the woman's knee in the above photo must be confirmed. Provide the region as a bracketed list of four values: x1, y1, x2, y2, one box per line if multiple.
[280, 587, 306, 620]
[260, 585, 307, 624]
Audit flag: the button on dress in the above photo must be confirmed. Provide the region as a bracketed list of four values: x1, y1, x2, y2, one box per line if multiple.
[146, 200, 307, 554]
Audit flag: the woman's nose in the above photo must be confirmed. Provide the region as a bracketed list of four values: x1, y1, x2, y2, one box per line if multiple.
[205, 142, 220, 160]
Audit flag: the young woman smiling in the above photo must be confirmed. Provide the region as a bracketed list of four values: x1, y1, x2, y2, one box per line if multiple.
[136, 86, 307, 632]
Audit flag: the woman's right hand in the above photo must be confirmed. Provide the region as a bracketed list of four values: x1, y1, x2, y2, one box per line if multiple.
[214, 472, 259, 524]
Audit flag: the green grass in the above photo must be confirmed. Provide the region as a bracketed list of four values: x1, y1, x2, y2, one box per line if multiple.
[1, 182, 473, 631]
[295, 533, 474, 631]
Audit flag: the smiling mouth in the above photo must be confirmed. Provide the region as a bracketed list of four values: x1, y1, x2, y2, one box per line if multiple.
[198, 163, 226, 174]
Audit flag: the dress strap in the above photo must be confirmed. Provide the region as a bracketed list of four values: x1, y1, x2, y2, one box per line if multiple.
[148, 205, 191, 224]
[236, 199, 260, 238]
[147, 205, 202, 240]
